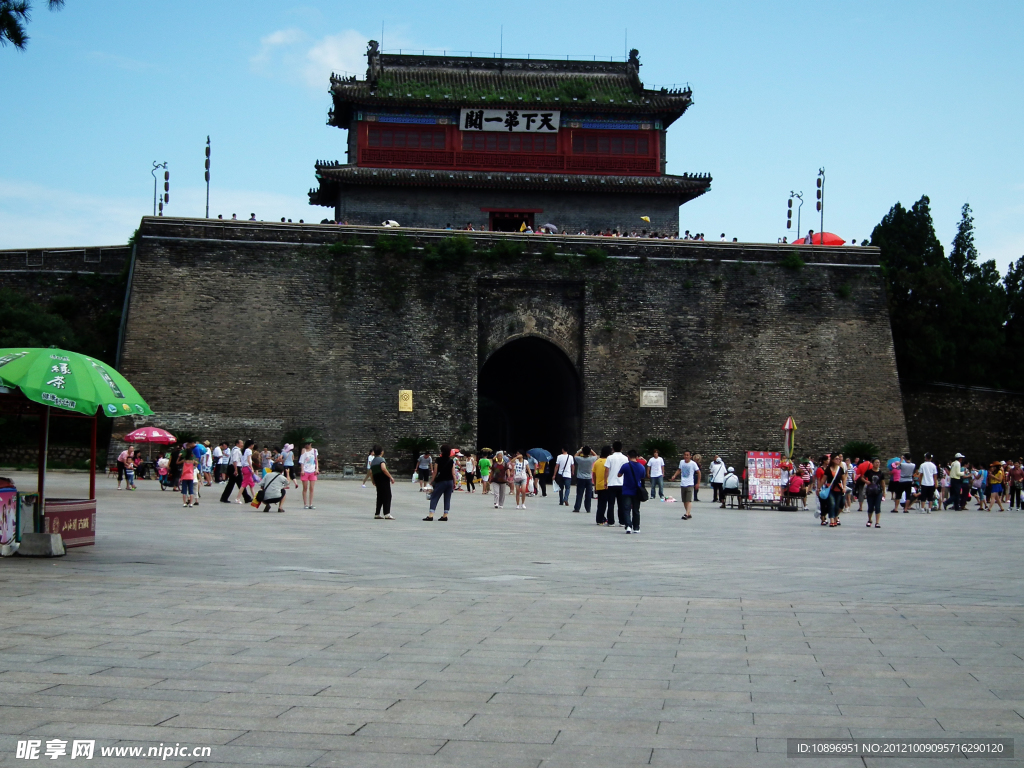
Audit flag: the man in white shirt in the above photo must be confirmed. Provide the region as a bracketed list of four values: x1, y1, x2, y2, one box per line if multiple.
[220, 439, 244, 503]
[554, 448, 575, 506]
[671, 450, 701, 520]
[603, 441, 628, 526]
[708, 455, 726, 503]
[918, 453, 938, 513]
[212, 443, 223, 483]
[646, 449, 666, 500]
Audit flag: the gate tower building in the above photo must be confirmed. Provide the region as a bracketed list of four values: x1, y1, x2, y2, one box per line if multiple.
[310, 42, 712, 233]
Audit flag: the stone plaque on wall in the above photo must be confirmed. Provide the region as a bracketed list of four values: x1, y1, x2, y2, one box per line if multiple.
[398, 390, 413, 412]
[640, 387, 667, 408]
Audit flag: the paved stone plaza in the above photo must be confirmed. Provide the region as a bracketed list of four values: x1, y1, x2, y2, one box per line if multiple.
[2, 472, 1023, 767]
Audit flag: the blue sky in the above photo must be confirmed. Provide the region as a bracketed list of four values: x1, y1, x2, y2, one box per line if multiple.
[2, 1, 1021, 270]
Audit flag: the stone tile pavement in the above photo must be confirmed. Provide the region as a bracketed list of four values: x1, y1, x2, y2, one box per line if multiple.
[1, 472, 1022, 767]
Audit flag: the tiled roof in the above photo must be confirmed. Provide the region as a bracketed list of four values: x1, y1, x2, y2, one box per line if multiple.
[309, 163, 712, 206]
[329, 50, 692, 126]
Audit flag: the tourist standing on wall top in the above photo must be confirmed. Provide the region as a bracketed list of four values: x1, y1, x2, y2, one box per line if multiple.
[553, 448, 574, 506]
[490, 452, 508, 509]
[572, 446, 597, 515]
[594, 446, 611, 525]
[370, 446, 395, 519]
[604, 441, 629, 526]
[299, 441, 319, 509]
[424, 444, 455, 521]
[708, 455, 726, 503]
[416, 451, 433, 492]
[670, 450, 700, 520]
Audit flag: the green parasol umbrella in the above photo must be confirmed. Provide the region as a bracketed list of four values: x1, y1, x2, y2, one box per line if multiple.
[0, 347, 154, 520]
[0, 348, 153, 417]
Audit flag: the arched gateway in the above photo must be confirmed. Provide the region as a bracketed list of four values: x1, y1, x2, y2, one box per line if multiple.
[478, 337, 581, 453]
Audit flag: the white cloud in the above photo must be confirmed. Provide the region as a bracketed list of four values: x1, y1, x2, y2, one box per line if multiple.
[0, 178, 313, 250]
[251, 28, 306, 69]
[304, 30, 369, 85]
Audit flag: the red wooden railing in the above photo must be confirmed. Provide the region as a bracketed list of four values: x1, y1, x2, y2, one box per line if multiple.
[358, 148, 659, 175]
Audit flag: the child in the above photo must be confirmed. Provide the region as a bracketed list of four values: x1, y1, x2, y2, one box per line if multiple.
[157, 454, 170, 490]
[179, 453, 197, 507]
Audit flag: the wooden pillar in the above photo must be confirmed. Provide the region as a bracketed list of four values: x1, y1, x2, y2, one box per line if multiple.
[89, 415, 97, 500]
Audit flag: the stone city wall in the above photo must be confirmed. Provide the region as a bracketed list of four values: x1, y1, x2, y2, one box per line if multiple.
[117, 217, 907, 472]
[901, 383, 1024, 465]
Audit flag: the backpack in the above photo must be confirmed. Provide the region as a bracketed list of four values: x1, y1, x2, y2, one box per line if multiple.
[866, 478, 882, 498]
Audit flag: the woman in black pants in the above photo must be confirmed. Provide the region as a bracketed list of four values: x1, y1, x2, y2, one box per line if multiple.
[369, 446, 395, 519]
[424, 444, 456, 521]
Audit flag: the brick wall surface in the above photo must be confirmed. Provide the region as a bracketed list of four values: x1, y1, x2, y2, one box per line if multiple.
[332, 186, 684, 235]
[118, 218, 908, 472]
[901, 383, 1024, 465]
[0, 246, 130, 304]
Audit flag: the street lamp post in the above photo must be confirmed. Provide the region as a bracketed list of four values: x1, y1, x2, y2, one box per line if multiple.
[816, 167, 825, 243]
[787, 191, 803, 239]
[151, 162, 167, 216]
[204, 137, 211, 218]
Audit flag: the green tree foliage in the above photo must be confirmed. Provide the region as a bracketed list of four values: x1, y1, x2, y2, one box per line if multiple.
[840, 441, 879, 461]
[0, 0, 63, 50]
[871, 196, 956, 381]
[0, 288, 77, 349]
[873, 198, 1019, 389]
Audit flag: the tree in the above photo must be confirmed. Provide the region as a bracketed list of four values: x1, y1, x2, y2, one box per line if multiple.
[948, 203, 980, 284]
[0, 0, 64, 50]
[0, 288, 77, 349]
[871, 196, 957, 382]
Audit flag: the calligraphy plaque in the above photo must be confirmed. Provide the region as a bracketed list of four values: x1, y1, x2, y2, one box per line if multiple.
[639, 387, 667, 408]
[460, 109, 560, 133]
[398, 390, 413, 412]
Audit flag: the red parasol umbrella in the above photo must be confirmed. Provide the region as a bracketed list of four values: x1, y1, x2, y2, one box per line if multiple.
[793, 232, 845, 246]
[124, 427, 176, 444]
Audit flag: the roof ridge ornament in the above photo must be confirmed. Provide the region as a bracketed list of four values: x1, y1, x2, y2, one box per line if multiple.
[366, 39, 382, 86]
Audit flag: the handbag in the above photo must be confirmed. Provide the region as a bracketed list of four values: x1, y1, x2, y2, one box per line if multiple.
[818, 467, 842, 500]
[635, 464, 649, 502]
[254, 473, 282, 505]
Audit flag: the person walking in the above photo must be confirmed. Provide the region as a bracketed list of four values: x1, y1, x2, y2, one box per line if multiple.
[553, 448, 574, 506]
[490, 451, 508, 509]
[123, 450, 137, 491]
[618, 450, 646, 534]
[478, 452, 492, 494]
[217, 442, 230, 483]
[604, 441, 628, 525]
[865, 472, 883, 528]
[201, 441, 214, 486]
[594, 446, 611, 525]
[692, 454, 703, 501]
[647, 449, 666, 501]
[512, 450, 532, 509]
[220, 439, 243, 503]
[944, 452, 965, 510]
[986, 462, 1006, 511]
[361, 448, 374, 488]
[259, 462, 288, 513]
[897, 453, 916, 513]
[708, 455, 726, 503]
[416, 451, 433, 492]
[298, 441, 319, 509]
[1009, 459, 1024, 510]
[572, 446, 597, 514]
[820, 453, 846, 527]
[424, 444, 456, 521]
[369, 445, 395, 519]
[670, 450, 700, 520]
[464, 453, 476, 493]
[235, 440, 257, 504]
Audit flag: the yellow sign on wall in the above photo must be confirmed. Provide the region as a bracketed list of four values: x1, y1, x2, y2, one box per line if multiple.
[398, 390, 413, 412]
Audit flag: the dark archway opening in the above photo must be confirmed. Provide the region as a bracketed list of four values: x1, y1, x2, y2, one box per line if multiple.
[478, 336, 581, 454]
[489, 211, 535, 232]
